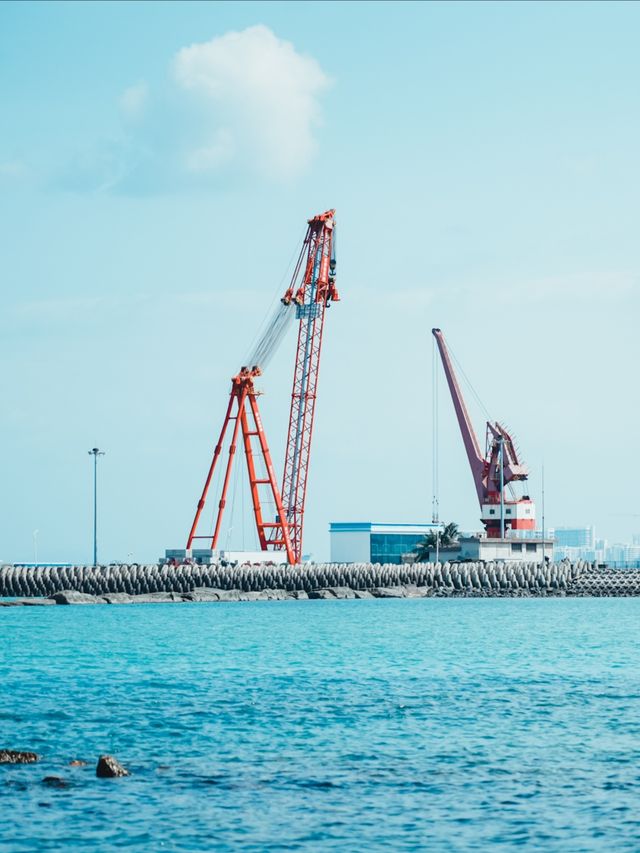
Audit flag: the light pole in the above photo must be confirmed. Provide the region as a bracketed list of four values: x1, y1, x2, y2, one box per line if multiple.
[88, 448, 105, 566]
[541, 463, 546, 565]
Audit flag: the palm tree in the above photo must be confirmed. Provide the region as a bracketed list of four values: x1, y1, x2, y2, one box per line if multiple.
[413, 522, 460, 562]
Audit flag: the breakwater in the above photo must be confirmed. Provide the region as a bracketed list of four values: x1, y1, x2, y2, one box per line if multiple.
[2, 561, 640, 600]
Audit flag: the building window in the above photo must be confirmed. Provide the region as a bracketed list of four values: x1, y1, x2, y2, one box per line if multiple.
[526, 543, 536, 552]
[511, 543, 523, 552]
[489, 509, 495, 515]
[370, 533, 427, 565]
[506, 509, 512, 515]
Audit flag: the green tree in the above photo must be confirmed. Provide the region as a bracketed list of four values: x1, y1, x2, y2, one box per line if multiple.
[413, 522, 460, 562]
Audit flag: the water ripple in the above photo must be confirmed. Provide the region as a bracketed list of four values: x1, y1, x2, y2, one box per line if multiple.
[2, 598, 640, 850]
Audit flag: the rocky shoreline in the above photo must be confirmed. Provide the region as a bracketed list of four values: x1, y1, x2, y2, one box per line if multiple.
[2, 561, 640, 601]
[1, 749, 130, 782]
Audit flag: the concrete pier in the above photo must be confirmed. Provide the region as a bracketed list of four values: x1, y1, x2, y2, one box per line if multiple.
[1, 561, 640, 600]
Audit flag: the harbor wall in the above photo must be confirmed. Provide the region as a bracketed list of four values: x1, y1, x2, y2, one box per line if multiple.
[2, 561, 640, 598]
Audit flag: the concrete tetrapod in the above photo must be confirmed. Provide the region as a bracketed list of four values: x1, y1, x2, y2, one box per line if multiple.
[0, 559, 626, 600]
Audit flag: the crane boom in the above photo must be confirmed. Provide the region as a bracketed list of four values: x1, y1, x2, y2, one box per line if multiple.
[432, 328, 485, 505]
[278, 210, 338, 562]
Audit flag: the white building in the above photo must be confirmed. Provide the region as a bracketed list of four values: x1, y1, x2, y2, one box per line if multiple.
[163, 548, 288, 565]
[437, 535, 554, 564]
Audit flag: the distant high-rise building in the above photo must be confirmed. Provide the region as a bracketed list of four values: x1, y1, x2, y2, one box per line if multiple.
[554, 526, 595, 549]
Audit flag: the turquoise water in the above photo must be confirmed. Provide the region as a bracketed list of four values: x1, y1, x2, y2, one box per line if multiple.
[2, 599, 640, 851]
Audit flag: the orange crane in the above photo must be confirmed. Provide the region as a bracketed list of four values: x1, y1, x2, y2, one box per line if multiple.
[432, 328, 535, 538]
[187, 210, 338, 564]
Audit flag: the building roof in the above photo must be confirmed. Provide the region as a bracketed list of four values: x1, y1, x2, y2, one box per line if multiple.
[329, 522, 440, 535]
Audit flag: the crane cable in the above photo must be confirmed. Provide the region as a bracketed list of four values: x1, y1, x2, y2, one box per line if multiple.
[432, 334, 439, 524]
[446, 339, 493, 423]
[242, 226, 307, 373]
[245, 302, 295, 372]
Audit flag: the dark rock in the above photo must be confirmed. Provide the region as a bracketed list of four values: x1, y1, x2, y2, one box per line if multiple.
[215, 589, 242, 602]
[182, 589, 221, 602]
[0, 750, 40, 764]
[42, 776, 70, 789]
[264, 589, 287, 600]
[372, 587, 406, 598]
[354, 589, 374, 599]
[329, 587, 356, 599]
[308, 589, 337, 599]
[287, 590, 309, 600]
[96, 755, 130, 778]
[49, 591, 101, 605]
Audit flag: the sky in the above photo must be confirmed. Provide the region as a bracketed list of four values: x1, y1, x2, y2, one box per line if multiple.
[1, 0, 639, 564]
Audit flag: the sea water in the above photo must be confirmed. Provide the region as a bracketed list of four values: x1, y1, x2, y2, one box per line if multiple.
[2, 598, 640, 851]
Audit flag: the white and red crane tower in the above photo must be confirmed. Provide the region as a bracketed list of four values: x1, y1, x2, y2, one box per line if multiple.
[432, 328, 535, 538]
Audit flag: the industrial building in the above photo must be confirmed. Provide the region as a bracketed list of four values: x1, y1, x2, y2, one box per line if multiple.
[330, 522, 440, 564]
[436, 534, 554, 563]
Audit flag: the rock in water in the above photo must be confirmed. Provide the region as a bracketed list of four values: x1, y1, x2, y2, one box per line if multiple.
[42, 776, 70, 788]
[96, 755, 130, 778]
[0, 750, 40, 764]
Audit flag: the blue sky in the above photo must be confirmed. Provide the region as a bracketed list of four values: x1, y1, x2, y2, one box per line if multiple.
[1, 0, 639, 563]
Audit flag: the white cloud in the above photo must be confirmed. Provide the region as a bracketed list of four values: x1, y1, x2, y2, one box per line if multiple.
[184, 128, 234, 173]
[119, 82, 149, 120]
[173, 25, 330, 180]
[57, 26, 330, 194]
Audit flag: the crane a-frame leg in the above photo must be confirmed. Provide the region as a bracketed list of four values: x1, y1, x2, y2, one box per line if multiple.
[186, 378, 295, 564]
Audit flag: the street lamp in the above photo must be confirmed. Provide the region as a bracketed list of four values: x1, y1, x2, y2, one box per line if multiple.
[88, 448, 105, 566]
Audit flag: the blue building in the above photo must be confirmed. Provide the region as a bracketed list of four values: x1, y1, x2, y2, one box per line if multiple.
[553, 526, 595, 549]
[329, 522, 440, 564]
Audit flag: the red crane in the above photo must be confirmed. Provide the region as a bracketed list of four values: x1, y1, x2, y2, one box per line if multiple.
[186, 210, 338, 564]
[432, 328, 535, 538]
